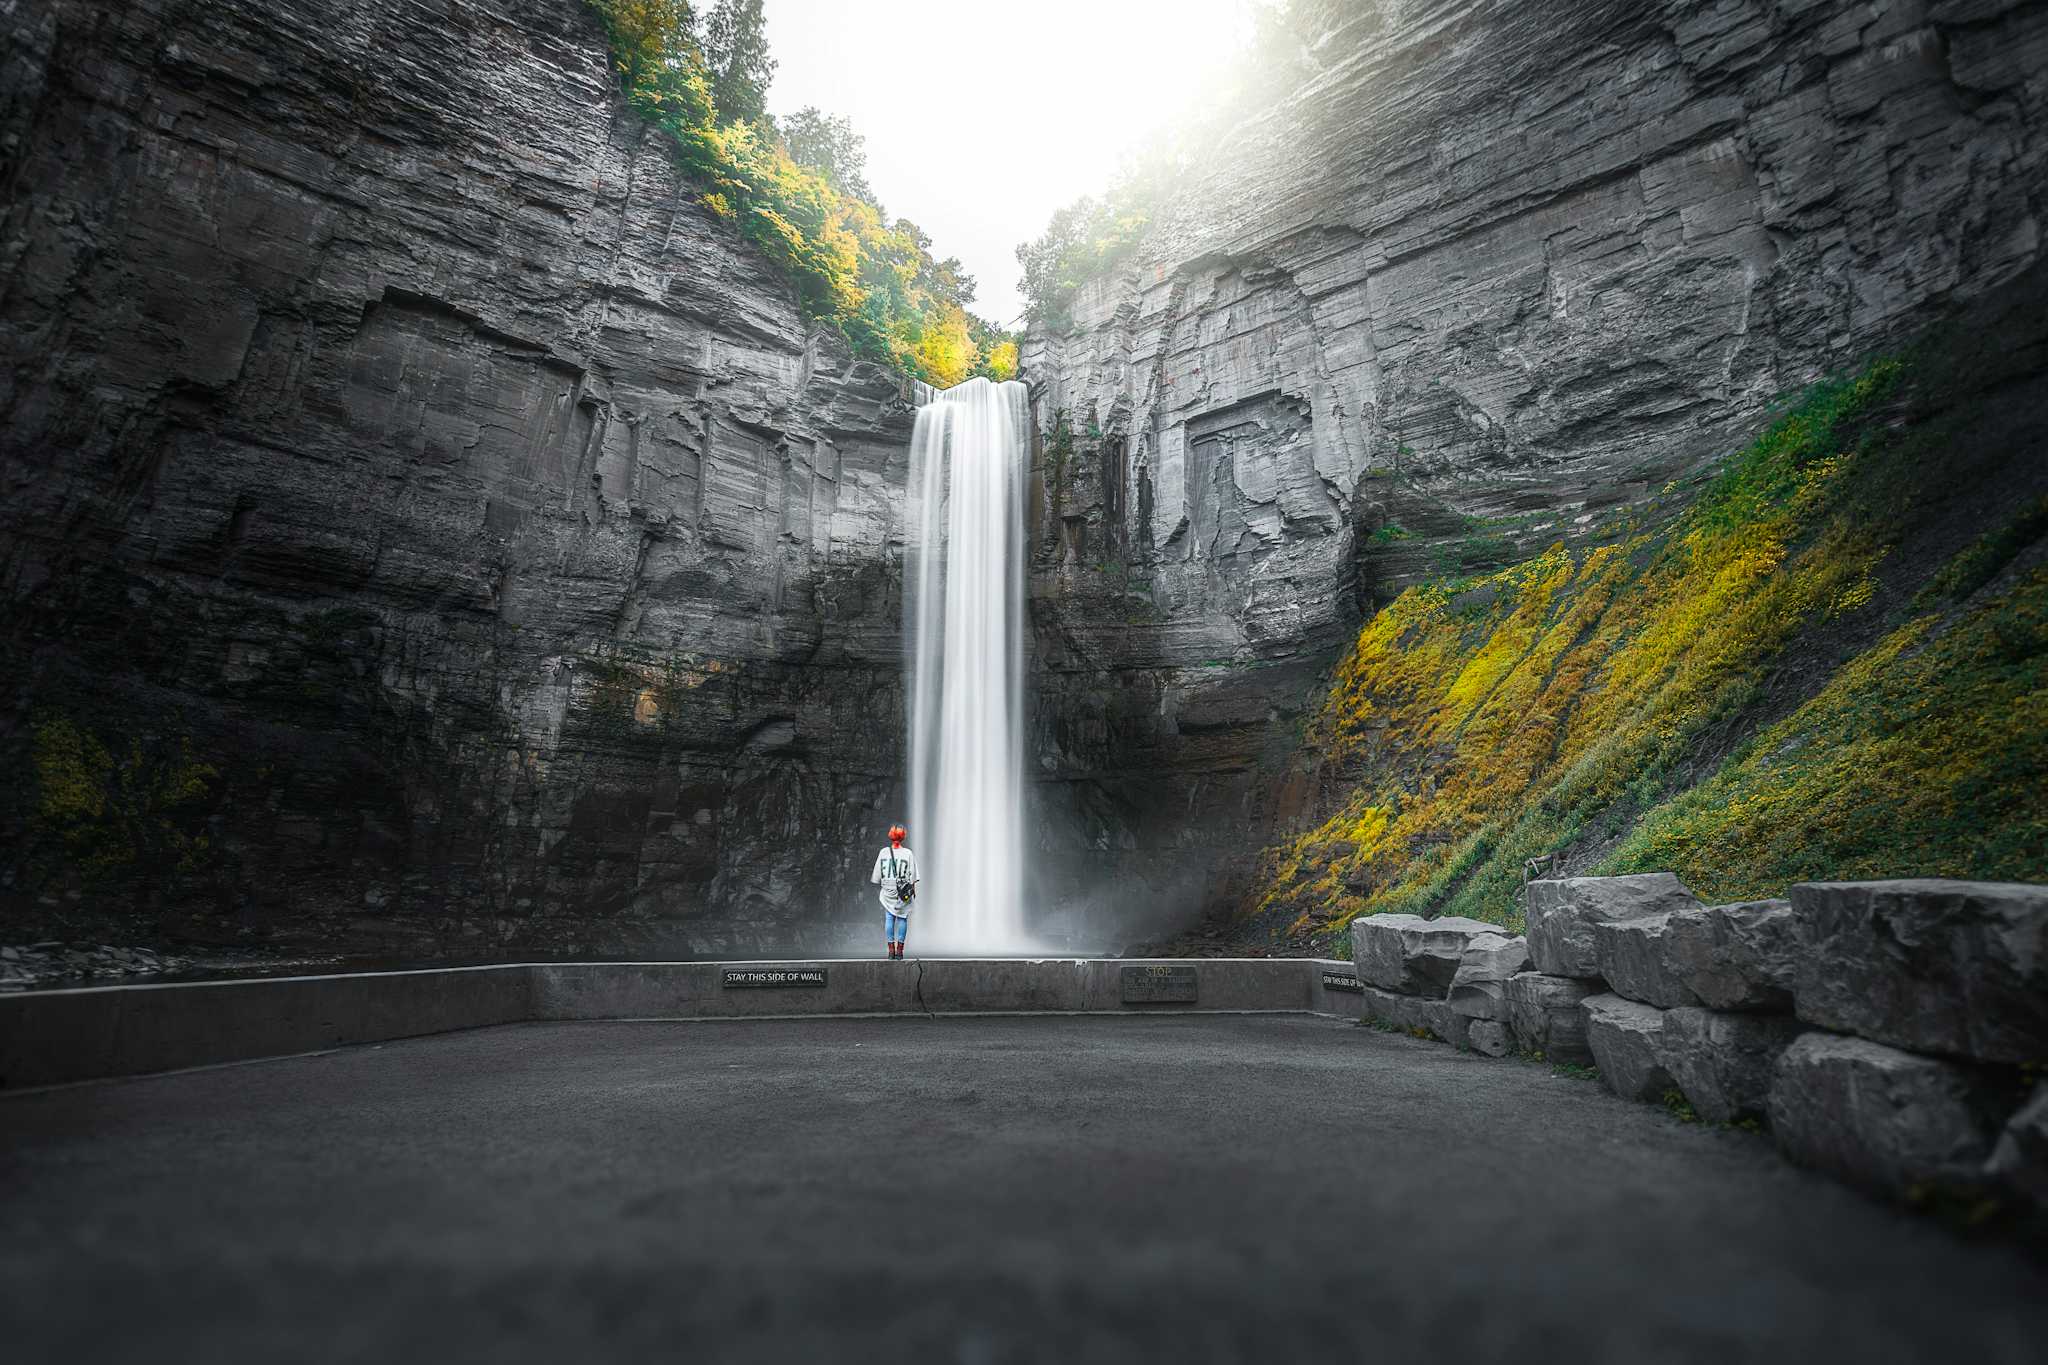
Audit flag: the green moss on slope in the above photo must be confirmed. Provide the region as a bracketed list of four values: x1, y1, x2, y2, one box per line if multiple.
[1253, 335, 2048, 936]
[1603, 571, 2046, 897]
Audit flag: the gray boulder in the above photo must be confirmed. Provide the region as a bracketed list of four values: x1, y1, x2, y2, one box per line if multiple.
[1467, 1020, 1510, 1058]
[1661, 1007, 1803, 1123]
[1447, 933, 1531, 1020]
[1525, 874, 1702, 978]
[1986, 1083, 2048, 1213]
[1356, 983, 1474, 1048]
[1591, 913, 1699, 1008]
[1791, 880, 2048, 1064]
[1663, 899, 1799, 1012]
[1770, 1032, 2002, 1198]
[1581, 994, 1675, 1102]
[1504, 972, 1597, 1065]
[1352, 914, 1506, 997]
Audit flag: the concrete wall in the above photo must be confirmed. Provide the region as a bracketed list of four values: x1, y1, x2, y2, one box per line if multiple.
[0, 966, 535, 1090]
[534, 958, 1335, 1019]
[1, 958, 1368, 1089]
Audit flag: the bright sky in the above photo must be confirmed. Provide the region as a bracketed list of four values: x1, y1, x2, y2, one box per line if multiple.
[761, 0, 1261, 328]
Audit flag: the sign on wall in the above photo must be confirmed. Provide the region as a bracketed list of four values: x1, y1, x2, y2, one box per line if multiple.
[722, 968, 828, 989]
[1121, 963, 1198, 1004]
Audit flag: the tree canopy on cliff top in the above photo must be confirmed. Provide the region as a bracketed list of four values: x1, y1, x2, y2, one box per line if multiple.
[586, 0, 1015, 386]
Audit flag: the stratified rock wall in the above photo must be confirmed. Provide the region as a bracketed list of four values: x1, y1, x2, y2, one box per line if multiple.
[6, 0, 2042, 955]
[0, 0, 913, 953]
[1022, 0, 2048, 939]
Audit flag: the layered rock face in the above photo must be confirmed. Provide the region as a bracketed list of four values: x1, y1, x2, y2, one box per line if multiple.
[6, 0, 2045, 956]
[1021, 0, 2048, 934]
[0, 0, 915, 953]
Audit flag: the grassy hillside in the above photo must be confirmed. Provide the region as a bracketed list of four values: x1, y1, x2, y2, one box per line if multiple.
[1255, 273, 2048, 948]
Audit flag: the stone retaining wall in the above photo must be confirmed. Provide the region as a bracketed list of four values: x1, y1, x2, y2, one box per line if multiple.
[1349, 876, 2048, 1220]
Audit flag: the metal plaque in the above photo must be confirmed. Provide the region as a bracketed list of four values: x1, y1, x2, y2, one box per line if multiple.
[1121, 963, 1198, 1004]
[722, 967, 828, 989]
[1321, 972, 1365, 994]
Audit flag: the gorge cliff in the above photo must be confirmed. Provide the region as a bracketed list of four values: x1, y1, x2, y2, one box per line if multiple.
[1020, 0, 2048, 944]
[2, 0, 2043, 958]
[1, 0, 916, 956]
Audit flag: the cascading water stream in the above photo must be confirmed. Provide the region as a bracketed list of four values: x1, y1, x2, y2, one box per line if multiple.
[905, 377, 1032, 954]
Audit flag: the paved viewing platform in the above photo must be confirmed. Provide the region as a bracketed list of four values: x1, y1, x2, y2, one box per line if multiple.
[5, 1012, 2045, 1363]
[0, 956, 1362, 1088]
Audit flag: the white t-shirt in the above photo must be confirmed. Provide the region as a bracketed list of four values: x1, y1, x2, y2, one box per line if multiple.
[870, 845, 918, 914]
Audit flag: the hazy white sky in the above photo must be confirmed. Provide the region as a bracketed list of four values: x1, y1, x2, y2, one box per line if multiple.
[761, 0, 1260, 327]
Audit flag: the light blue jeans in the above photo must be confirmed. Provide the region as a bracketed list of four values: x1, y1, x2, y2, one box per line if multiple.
[885, 910, 908, 944]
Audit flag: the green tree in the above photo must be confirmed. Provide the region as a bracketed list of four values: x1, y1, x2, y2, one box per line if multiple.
[701, 0, 775, 125]
[589, 0, 699, 89]
[781, 106, 877, 205]
[583, 1, 1007, 387]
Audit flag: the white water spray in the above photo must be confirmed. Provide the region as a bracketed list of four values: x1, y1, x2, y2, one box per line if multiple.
[905, 377, 1031, 954]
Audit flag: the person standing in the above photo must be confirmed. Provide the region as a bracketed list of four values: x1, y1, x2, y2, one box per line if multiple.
[870, 824, 918, 959]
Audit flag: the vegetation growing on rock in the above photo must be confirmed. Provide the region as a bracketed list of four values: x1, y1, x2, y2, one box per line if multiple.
[1255, 337, 2048, 938]
[585, 0, 1014, 384]
[29, 716, 219, 890]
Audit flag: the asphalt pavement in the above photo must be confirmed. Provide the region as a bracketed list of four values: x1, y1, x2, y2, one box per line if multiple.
[3, 1014, 2043, 1363]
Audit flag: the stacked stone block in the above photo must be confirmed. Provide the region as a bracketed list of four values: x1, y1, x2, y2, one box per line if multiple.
[1769, 881, 2048, 1206]
[1515, 873, 1704, 1066]
[1348, 914, 1511, 1053]
[1560, 876, 2045, 1213]
[1346, 876, 2048, 1222]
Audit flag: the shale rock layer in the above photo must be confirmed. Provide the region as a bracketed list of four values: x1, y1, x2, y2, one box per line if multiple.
[1, 0, 913, 953]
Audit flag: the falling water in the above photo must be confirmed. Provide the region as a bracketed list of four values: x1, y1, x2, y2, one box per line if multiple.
[905, 377, 1032, 954]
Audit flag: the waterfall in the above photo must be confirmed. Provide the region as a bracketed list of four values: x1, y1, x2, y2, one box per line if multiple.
[905, 377, 1032, 954]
